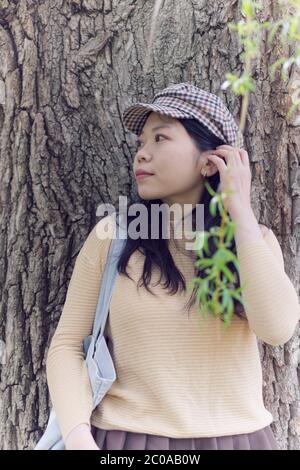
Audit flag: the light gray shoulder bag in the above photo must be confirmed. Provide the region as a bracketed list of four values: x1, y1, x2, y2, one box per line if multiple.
[34, 212, 127, 450]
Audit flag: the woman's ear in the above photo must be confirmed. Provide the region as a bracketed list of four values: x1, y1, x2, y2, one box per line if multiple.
[205, 160, 219, 177]
[197, 150, 219, 178]
[196, 150, 219, 178]
[202, 158, 219, 178]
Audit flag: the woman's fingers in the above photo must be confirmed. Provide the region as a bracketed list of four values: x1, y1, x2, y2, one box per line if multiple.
[239, 148, 250, 168]
[212, 147, 239, 167]
[206, 154, 227, 175]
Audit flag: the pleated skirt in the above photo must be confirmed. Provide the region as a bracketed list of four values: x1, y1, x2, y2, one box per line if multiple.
[91, 423, 279, 450]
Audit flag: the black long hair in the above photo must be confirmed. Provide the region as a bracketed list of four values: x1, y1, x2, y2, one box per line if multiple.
[114, 117, 246, 321]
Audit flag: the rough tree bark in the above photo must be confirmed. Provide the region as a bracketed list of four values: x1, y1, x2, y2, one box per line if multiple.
[0, 0, 299, 450]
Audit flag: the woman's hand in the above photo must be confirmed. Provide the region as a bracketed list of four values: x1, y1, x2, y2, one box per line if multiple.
[206, 145, 252, 221]
[65, 423, 100, 450]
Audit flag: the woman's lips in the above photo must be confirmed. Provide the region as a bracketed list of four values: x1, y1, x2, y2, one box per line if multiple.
[136, 173, 154, 180]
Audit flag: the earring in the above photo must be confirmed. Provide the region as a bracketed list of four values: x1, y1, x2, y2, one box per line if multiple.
[201, 169, 207, 177]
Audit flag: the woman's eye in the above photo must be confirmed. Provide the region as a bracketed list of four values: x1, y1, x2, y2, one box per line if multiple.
[136, 134, 165, 150]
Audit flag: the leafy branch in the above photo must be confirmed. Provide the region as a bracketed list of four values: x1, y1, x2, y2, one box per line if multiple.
[191, 0, 300, 327]
[188, 180, 249, 329]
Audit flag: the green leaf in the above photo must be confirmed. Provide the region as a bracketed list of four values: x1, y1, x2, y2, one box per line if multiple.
[231, 291, 244, 303]
[269, 57, 287, 81]
[267, 21, 282, 46]
[241, 0, 254, 18]
[204, 181, 216, 197]
[195, 258, 215, 268]
[203, 234, 211, 255]
[209, 196, 218, 217]
[221, 288, 230, 311]
[225, 221, 236, 244]
[220, 265, 235, 282]
[223, 296, 234, 326]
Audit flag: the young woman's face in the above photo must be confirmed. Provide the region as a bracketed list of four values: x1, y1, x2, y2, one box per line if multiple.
[133, 112, 214, 208]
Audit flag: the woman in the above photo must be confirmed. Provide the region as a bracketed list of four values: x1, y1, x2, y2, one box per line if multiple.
[45, 83, 300, 450]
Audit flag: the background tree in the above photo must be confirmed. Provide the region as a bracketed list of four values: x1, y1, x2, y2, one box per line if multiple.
[0, 0, 299, 450]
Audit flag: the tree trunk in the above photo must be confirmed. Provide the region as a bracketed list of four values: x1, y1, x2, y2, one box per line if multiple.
[0, 0, 299, 450]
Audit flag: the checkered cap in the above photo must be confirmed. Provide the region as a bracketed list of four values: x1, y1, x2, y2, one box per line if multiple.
[122, 82, 244, 148]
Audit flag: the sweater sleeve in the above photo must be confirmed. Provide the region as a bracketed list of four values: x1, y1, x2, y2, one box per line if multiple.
[45, 214, 115, 443]
[236, 227, 300, 346]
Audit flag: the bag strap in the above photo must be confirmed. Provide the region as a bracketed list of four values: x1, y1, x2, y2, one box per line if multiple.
[92, 211, 127, 341]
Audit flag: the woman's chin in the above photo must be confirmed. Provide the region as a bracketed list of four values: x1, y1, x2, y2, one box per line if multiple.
[137, 188, 162, 200]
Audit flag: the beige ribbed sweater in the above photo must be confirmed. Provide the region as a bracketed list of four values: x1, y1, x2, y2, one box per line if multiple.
[46, 214, 300, 442]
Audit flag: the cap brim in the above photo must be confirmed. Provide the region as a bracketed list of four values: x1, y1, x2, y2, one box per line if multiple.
[122, 102, 191, 135]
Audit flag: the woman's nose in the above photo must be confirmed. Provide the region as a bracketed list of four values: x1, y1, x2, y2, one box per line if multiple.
[137, 151, 151, 162]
